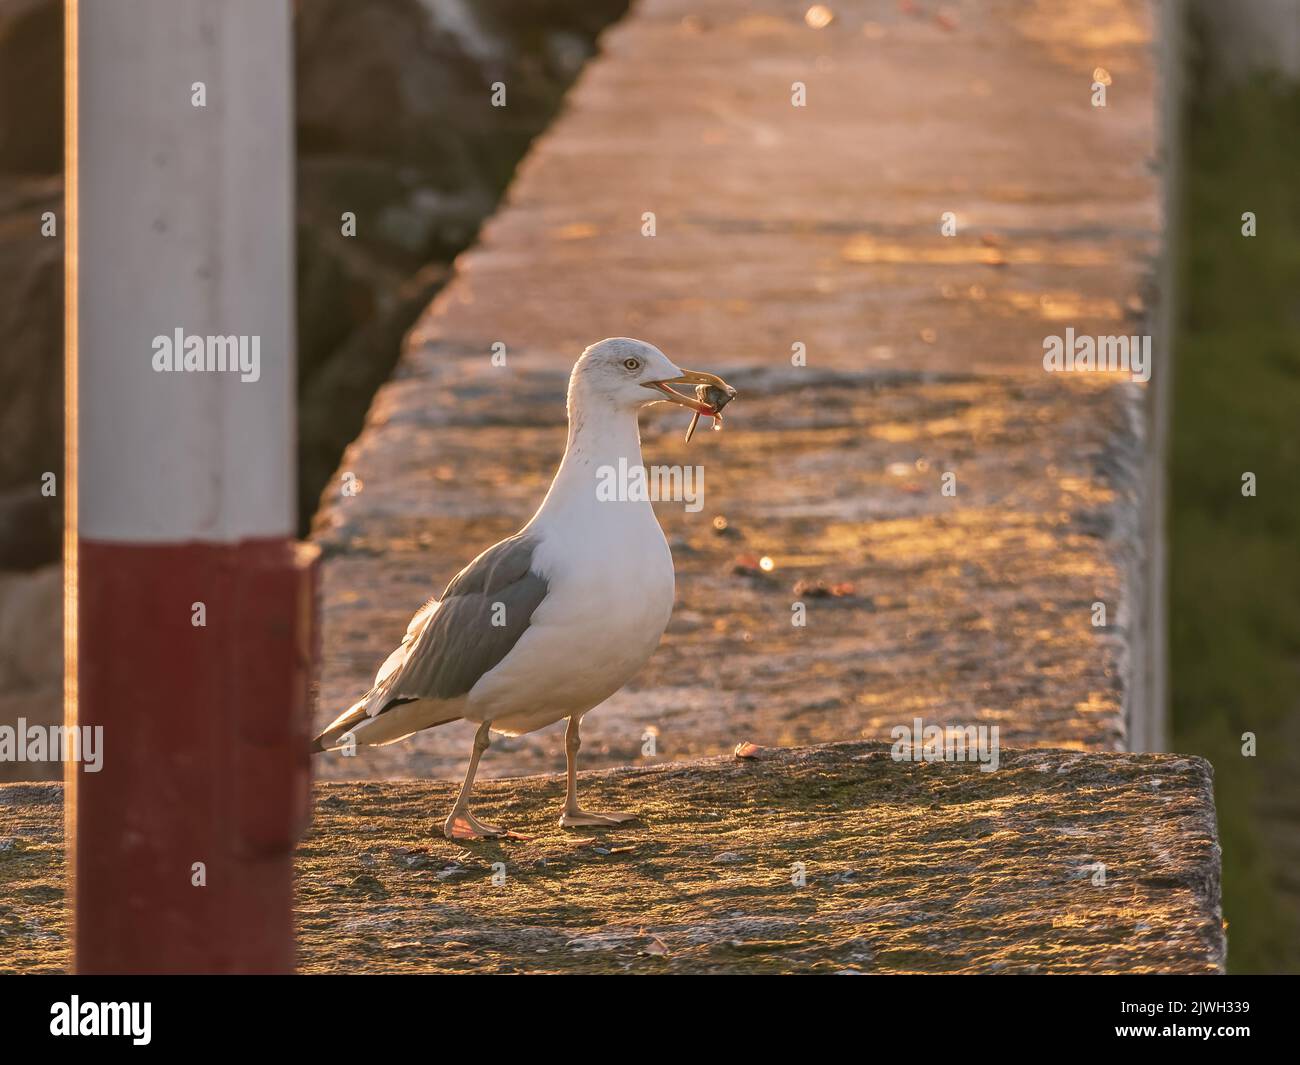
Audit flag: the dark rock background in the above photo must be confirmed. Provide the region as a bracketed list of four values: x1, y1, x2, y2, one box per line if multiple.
[292, 0, 628, 530]
[0, 0, 63, 572]
[0, 0, 628, 776]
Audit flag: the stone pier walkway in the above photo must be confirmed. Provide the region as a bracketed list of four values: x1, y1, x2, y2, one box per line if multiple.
[0, 1, 1223, 977]
[312, 0, 1163, 784]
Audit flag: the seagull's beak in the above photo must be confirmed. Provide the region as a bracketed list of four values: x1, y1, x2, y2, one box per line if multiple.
[642, 369, 737, 415]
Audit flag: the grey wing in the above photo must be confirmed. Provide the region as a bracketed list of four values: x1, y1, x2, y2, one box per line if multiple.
[382, 531, 548, 702]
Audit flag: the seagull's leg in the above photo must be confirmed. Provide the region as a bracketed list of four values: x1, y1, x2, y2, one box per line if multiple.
[443, 721, 508, 840]
[559, 715, 638, 828]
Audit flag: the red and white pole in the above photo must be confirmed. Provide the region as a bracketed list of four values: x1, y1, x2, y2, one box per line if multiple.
[67, 0, 315, 973]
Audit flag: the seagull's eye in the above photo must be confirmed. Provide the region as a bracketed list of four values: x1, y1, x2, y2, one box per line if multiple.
[623, 358, 641, 371]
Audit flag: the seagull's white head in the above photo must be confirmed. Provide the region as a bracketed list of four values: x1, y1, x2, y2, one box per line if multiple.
[571, 337, 733, 416]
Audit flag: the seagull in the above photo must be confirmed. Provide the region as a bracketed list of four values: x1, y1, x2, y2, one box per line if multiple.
[314, 338, 736, 840]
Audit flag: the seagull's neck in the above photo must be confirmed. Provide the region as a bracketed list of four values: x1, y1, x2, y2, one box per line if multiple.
[529, 399, 647, 529]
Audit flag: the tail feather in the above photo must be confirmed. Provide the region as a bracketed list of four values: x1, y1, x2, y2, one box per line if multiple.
[311, 692, 377, 753]
[311, 690, 462, 754]
[312, 599, 449, 754]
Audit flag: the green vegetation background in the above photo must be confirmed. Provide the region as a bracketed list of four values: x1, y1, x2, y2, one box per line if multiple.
[1171, 43, 1300, 974]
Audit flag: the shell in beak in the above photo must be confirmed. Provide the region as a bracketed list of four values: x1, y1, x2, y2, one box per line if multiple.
[642, 369, 738, 416]
[642, 368, 738, 442]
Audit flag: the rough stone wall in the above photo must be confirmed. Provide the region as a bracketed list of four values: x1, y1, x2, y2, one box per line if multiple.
[1, 745, 1226, 974]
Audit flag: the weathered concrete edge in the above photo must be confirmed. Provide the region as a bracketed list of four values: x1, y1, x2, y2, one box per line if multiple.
[1130, 0, 1187, 754]
[304, 743, 1227, 972]
[0, 740, 1228, 974]
[1118, 2, 1179, 755]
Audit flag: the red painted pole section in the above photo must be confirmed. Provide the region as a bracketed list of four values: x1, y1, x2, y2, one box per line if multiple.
[75, 541, 316, 973]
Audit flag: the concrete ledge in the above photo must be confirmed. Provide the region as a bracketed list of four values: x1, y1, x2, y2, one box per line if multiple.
[310, 0, 1166, 779]
[1, 744, 1225, 973]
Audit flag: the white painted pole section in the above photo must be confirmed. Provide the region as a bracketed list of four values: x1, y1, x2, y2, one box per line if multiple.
[78, 0, 293, 543]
